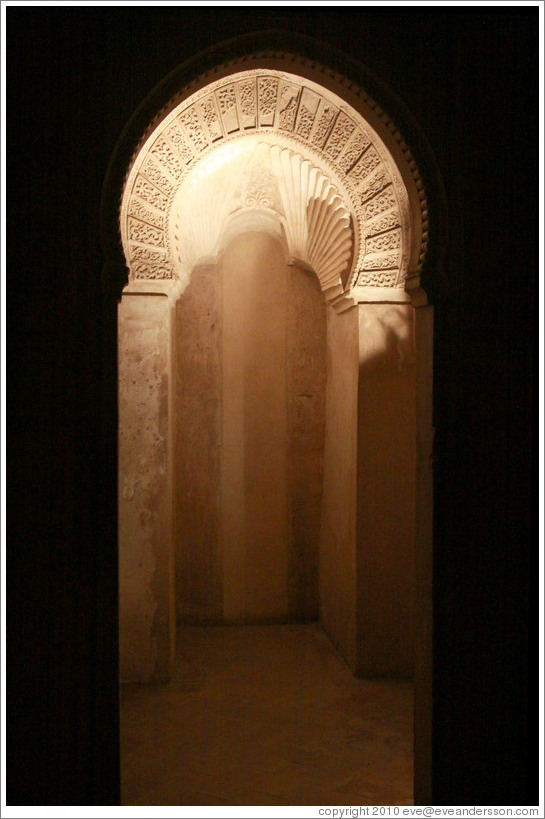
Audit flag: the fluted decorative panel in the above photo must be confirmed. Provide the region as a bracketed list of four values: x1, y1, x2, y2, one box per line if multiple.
[269, 146, 352, 291]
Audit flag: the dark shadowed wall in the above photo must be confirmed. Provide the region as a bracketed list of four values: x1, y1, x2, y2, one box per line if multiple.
[8, 7, 537, 806]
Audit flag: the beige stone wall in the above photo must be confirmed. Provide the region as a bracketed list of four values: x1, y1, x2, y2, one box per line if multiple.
[174, 231, 326, 624]
[319, 305, 359, 670]
[318, 302, 417, 678]
[174, 264, 223, 623]
[286, 265, 326, 620]
[356, 303, 416, 678]
[118, 293, 173, 682]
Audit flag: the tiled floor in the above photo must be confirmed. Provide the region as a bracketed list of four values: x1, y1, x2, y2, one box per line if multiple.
[120, 623, 413, 806]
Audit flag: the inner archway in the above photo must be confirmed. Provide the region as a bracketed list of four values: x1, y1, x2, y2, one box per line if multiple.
[115, 56, 436, 804]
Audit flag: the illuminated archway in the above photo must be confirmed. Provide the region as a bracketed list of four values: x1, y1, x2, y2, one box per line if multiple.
[120, 64, 428, 299]
[113, 52, 437, 804]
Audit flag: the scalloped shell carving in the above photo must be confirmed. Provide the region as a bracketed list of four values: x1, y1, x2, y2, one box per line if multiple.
[169, 140, 352, 296]
[269, 146, 352, 290]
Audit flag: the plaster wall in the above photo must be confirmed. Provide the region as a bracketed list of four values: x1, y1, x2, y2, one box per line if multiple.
[356, 303, 416, 677]
[221, 232, 289, 622]
[118, 294, 172, 682]
[319, 305, 359, 670]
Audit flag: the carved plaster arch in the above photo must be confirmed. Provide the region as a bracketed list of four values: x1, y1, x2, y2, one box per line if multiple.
[115, 49, 438, 802]
[119, 64, 429, 305]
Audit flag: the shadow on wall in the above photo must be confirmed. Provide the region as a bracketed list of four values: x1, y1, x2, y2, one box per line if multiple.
[356, 301, 417, 679]
[358, 304, 416, 375]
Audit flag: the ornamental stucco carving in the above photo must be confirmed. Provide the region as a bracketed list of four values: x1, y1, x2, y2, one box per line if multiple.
[169, 140, 352, 296]
[120, 68, 417, 297]
[268, 145, 352, 292]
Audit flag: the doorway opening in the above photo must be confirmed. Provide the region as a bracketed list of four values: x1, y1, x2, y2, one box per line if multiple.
[174, 230, 326, 628]
[114, 57, 435, 805]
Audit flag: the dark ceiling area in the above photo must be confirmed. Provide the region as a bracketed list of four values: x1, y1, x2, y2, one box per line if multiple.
[7, 6, 538, 807]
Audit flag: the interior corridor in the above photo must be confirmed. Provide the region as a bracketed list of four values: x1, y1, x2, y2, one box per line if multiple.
[120, 623, 413, 806]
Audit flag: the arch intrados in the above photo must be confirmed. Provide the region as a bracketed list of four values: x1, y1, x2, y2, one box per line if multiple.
[217, 207, 288, 259]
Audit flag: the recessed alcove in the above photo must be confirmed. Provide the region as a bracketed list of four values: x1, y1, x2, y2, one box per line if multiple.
[117, 58, 434, 805]
[175, 229, 327, 625]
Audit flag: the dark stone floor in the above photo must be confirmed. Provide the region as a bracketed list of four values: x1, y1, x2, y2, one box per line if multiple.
[120, 623, 413, 806]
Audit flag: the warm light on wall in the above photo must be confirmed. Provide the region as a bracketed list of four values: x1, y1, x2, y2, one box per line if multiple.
[117, 59, 431, 695]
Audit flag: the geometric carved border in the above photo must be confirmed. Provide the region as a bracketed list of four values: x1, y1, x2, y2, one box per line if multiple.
[120, 68, 415, 293]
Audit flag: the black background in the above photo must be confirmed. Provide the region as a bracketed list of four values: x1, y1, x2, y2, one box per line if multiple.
[7, 6, 538, 806]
